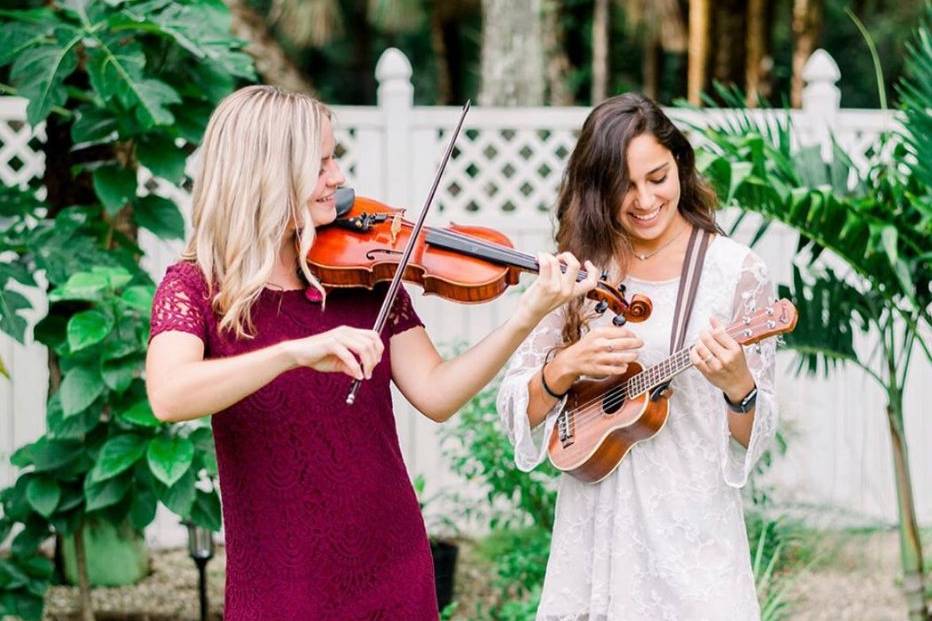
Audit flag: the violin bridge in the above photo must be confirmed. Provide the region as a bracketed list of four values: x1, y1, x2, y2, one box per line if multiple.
[390, 213, 402, 246]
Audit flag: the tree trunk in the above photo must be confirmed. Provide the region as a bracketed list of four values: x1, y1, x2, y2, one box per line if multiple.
[223, 0, 314, 95]
[790, 0, 823, 108]
[542, 0, 574, 105]
[345, 0, 376, 104]
[591, 0, 609, 103]
[745, 0, 766, 106]
[643, 34, 661, 101]
[711, 0, 746, 89]
[887, 404, 932, 621]
[687, 0, 711, 105]
[74, 524, 96, 621]
[479, 0, 545, 106]
[430, 3, 452, 104]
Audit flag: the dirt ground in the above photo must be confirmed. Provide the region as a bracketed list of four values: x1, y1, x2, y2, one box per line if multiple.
[43, 530, 927, 620]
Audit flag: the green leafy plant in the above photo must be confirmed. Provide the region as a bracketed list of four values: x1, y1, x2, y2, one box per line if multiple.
[692, 10, 932, 619]
[0, 1, 255, 618]
[441, 378, 555, 620]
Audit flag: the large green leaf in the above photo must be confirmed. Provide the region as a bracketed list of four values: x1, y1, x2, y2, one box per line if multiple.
[158, 467, 195, 516]
[84, 473, 132, 512]
[0, 20, 50, 68]
[25, 477, 60, 518]
[136, 134, 187, 183]
[101, 354, 139, 393]
[120, 285, 153, 312]
[67, 309, 114, 352]
[188, 489, 221, 531]
[118, 2, 255, 80]
[0, 288, 30, 344]
[89, 433, 148, 482]
[9, 28, 83, 125]
[129, 483, 158, 529]
[93, 165, 137, 215]
[146, 435, 194, 487]
[90, 265, 133, 290]
[59, 366, 105, 417]
[49, 271, 110, 303]
[133, 194, 185, 240]
[119, 400, 161, 427]
[25, 437, 84, 472]
[86, 35, 180, 127]
[71, 104, 119, 144]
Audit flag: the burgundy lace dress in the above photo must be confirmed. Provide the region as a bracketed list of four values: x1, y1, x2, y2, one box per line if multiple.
[149, 261, 437, 620]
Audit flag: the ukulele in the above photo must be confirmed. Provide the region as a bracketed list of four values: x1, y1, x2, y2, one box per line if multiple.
[547, 298, 798, 483]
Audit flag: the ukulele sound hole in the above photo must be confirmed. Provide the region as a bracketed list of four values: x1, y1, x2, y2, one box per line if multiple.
[602, 392, 624, 415]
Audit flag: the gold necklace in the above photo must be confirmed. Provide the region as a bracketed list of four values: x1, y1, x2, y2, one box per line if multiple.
[632, 224, 689, 261]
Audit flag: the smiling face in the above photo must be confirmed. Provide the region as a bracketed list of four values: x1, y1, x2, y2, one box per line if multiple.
[307, 116, 346, 227]
[618, 132, 685, 245]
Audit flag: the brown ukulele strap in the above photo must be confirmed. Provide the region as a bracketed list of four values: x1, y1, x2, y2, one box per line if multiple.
[669, 227, 711, 354]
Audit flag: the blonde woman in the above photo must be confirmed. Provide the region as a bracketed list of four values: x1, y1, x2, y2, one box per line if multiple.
[145, 85, 598, 620]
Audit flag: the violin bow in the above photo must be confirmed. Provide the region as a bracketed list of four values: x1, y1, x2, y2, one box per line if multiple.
[345, 100, 472, 405]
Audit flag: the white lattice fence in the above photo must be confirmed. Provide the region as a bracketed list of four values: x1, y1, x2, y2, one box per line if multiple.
[1, 48, 930, 551]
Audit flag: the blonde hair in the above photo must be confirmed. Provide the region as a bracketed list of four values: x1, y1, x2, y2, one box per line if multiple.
[183, 85, 329, 338]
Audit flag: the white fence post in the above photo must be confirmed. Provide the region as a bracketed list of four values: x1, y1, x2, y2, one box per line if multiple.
[801, 49, 842, 161]
[376, 48, 415, 207]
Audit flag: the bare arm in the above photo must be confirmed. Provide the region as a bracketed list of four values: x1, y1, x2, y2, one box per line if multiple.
[146, 333, 295, 422]
[523, 326, 643, 429]
[389, 313, 538, 421]
[146, 326, 384, 423]
[390, 253, 600, 422]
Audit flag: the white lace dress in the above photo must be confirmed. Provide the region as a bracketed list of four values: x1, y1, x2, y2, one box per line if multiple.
[497, 236, 778, 621]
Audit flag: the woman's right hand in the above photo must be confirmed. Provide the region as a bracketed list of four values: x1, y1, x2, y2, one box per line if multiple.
[282, 326, 385, 380]
[544, 326, 643, 395]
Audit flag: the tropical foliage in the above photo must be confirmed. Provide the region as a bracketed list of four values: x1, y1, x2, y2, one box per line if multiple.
[0, 1, 255, 618]
[693, 10, 932, 619]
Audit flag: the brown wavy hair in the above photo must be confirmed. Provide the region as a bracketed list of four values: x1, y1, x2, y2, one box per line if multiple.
[555, 92, 719, 345]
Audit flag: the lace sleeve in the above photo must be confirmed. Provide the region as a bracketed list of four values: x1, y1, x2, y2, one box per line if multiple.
[149, 262, 209, 343]
[720, 250, 778, 488]
[496, 308, 566, 472]
[387, 285, 424, 337]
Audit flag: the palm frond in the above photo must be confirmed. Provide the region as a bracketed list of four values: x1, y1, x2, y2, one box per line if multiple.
[778, 266, 883, 384]
[896, 6, 932, 192]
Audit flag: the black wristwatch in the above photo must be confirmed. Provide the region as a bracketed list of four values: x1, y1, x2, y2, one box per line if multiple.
[723, 384, 757, 414]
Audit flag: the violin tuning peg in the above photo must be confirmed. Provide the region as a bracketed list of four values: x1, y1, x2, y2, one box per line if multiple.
[594, 300, 608, 314]
[612, 314, 627, 327]
[618, 283, 627, 295]
[600, 269, 609, 281]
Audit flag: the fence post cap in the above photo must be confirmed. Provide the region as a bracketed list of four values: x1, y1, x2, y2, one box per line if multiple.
[802, 49, 841, 84]
[375, 47, 413, 83]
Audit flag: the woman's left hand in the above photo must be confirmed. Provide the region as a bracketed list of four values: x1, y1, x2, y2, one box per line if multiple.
[514, 252, 600, 327]
[690, 316, 756, 402]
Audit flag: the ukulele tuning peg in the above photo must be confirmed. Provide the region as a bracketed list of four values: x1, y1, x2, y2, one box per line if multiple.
[594, 300, 608, 314]
[612, 314, 627, 327]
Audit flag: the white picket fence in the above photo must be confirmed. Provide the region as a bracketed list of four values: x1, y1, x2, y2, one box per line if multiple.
[1, 48, 929, 549]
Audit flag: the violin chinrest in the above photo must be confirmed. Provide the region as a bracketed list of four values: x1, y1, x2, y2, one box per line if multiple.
[335, 187, 355, 218]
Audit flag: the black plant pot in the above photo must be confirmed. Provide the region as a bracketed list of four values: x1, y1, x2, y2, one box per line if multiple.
[431, 539, 459, 611]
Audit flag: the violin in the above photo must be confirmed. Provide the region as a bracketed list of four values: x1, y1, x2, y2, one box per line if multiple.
[308, 188, 653, 326]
